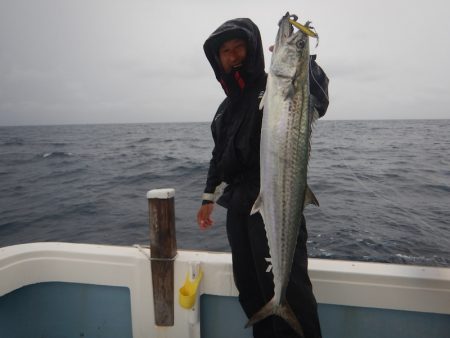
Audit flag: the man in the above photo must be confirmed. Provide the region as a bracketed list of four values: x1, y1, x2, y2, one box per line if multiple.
[197, 17, 329, 338]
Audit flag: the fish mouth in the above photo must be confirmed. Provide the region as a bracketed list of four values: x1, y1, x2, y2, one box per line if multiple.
[277, 12, 296, 27]
[274, 12, 318, 50]
[274, 12, 295, 49]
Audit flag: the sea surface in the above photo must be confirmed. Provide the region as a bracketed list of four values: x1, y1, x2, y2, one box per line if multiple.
[1, 120, 449, 267]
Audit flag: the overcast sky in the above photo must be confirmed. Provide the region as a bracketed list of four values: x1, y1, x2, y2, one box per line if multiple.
[1, 0, 449, 126]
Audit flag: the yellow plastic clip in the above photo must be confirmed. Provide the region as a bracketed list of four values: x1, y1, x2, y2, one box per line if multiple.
[179, 268, 203, 309]
[288, 19, 318, 38]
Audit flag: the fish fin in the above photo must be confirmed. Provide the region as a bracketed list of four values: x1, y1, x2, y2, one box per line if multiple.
[259, 90, 266, 110]
[312, 107, 320, 124]
[304, 185, 319, 207]
[246, 298, 275, 329]
[246, 297, 305, 338]
[285, 83, 296, 100]
[308, 104, 320, 129]
[307, 107, 320, 163]
[265, 257, 273, 272]
[250, 194, 263, 215]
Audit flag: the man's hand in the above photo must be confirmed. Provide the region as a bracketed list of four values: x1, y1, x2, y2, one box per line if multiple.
[197, 203, 214, 230]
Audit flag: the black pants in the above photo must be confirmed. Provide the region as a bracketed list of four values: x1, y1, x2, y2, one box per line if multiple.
[226, 208, 322, 338]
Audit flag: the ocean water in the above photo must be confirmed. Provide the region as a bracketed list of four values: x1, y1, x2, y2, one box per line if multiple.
[1, 120, 449, 267]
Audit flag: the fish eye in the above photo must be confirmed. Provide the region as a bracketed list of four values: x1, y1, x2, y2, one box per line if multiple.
[296, 39, 305, 50]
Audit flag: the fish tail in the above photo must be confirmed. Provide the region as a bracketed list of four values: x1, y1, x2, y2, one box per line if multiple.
[245, 297, 305, 337]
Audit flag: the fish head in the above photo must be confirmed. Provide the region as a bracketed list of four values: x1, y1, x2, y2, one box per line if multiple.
[271, 13, 310, 79]
[273, 12, 294, 52]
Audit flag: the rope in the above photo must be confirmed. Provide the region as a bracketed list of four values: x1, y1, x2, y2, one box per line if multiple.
[133, 244, 178, 262]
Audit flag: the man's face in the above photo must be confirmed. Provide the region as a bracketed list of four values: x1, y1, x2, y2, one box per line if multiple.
[219, 38, 247, 73]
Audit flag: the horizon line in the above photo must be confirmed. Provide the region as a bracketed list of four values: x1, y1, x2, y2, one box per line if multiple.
[1, 117, 449, 128]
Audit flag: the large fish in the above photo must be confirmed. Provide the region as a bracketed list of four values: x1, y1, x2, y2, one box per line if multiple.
[247, 12, 319, 337]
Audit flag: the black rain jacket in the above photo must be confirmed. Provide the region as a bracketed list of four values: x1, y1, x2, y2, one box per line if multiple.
[202, 18, 329, 214]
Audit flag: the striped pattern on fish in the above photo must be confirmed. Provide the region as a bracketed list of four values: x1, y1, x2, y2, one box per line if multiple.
[247, 12, 319, 337]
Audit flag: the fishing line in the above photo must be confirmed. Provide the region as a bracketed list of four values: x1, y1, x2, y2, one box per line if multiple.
[308, 56, 444, 238]
[330, 120, 439, 236]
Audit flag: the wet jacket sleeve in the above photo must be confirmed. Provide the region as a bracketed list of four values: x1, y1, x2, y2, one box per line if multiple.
[204, 121, 222, 195]
[309, 55, 329, 117]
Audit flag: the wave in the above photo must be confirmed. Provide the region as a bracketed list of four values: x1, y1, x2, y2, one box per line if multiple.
[2, 138, 25, 146]
[136, 137, 151, 143]
[111, 172, 164, 185]
[42, 152, 74, 158]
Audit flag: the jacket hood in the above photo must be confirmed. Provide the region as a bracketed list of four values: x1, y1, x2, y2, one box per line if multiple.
[203, 18, 265, 96]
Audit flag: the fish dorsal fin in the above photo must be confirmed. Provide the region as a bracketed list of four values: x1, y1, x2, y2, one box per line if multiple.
[307, 107, 320, 162]
[312, 107, 320, 125]
[304, 185, 319, 207]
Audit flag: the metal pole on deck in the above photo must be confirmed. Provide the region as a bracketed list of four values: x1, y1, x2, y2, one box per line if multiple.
[147, 188, 177, 326]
